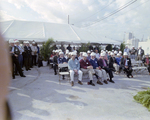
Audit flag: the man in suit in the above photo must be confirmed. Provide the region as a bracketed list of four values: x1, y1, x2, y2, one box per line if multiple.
[142, 53, 150, 75]
[31, 42, 38, 66]
[109, 52, 120, 74]
[98, 53, 115, 83]
[137, 46, 144, 61]
[120, 52, 133, 78]
[26, 41, 32, 68]
[80, 52, 95, 86]
[9, 39, 26, 79]
[53, 50, 59, 75]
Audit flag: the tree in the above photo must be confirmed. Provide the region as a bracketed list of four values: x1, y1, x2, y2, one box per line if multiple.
[120, 42, 125, 53]
[40, 38, 54, 61]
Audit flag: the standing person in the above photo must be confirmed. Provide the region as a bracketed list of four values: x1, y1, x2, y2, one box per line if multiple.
[120, 52, 133, 78]
[137, 46, 144, 61]
[24, 41, 30, 71]
[53, 50, 59, 75]
[68, 52, 83, 86]
[60, 43, 65, 53]
[89, 44, 93, 51]
[80, 53, 95, 86]
[124, 46, 130, 55]
[67, 44, 72, 52]
[98, 53, 115, 83]
[31, 42, 38, 66]
[129, 46, 137, 59]
[78, 52, 83, 61]
[9, 39, 26, 79]
[142, 53, 150, 75]
[35, 43, 40, 64]
[95, 49, 100, 59]
[15, 40, 24, 68]
[26, 41, 32, 68]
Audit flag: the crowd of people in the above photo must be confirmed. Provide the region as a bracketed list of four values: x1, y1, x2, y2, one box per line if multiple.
[9, 39, 40, 79]
[51, 45, 150, 86]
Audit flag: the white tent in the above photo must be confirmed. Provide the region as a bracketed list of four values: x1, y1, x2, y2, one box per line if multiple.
[0, 20, 120, 44]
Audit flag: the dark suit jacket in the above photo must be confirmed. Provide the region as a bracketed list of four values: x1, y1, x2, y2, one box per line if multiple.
[120, 57, 132, 68]
[142, 57, 150, 65]
[97, 58, 108, 68]
[137, 49, 144, 57]
[109, 57, 117, 68]
[10, 46, 20, 57]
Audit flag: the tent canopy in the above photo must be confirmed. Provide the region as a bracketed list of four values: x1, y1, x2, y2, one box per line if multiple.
[0, 20, 121, 44]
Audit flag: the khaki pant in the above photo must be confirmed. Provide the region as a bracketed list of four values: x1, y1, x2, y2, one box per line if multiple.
[81, 68, 95, 80]
[94, 69, 102, 78]
[101, 69, 107, 80]
[113, 63, 119, 72]
[70, 70, 83, 82]
[137, 55, 142, 61]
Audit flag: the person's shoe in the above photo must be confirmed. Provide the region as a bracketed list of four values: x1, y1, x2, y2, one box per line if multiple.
[71, 81, 74, 86]
[13, 76, 15, 79]
[103, 80, 108, 84]
[26, 69, 28, 71]
[22, 69, 24, 71]
[131, 75, 133, 78]
[97, 80, 103, 85]
[62, 77, 65, 80]
[109, 80, 115, 83]
[21, 75, 26, 77]
[149, 73, 150, 75]
[28, 68, 31, 70]
[15, 73, 19, 76]
[127, 75, 130, 78]
[88, 82, 95, 86]
[54, 73, 57, 75]
[78, 81, 83, 85]
[107, 79, 110, 81]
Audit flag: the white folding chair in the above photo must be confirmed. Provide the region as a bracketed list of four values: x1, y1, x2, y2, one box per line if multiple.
[58, 63, 70, 84]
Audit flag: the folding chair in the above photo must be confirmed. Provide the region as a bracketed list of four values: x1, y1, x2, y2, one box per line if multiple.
[58, 63, 70, 84]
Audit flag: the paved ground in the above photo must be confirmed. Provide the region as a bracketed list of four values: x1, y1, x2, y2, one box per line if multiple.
[9, 66, 150, 120]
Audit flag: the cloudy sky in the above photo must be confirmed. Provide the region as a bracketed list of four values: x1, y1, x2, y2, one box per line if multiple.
[0, 0, 150, 42]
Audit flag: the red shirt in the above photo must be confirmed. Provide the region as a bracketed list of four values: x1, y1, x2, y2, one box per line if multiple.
[80, 59, 91, 69]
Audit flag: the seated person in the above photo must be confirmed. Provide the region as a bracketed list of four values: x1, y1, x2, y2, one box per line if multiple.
[80, 52, 95, 86]
[116, 53, 122, 66]
[87, 50, 91, 60]
[109, 52, 120, 74]
[142, 53, 150, 75]
[57, 52, 68, 79]
[120, 52, 133, 78]
[78, 52, 83, 61]
[89, 52, 108, 85]
[68, 52, 83, 86]
[98, 53, 115, 83]
[64, 50, 69, 60]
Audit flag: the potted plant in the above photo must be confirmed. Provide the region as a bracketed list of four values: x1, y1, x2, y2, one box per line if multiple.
[40, 38, 54, 66]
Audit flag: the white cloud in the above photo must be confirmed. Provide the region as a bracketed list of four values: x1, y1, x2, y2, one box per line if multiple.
[0, 10, 17, 21]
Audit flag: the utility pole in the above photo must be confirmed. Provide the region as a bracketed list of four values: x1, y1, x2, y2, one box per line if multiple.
[68, 15, 69, 24]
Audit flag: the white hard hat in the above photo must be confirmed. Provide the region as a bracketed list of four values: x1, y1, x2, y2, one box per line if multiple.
[82, 53, 88, 57]
[59, 52, 64, 55]
[9, 39, 15, 43]
[58, 49, 62, 52]
[26, 41, 29, 44]
[55, 50, 59, 53]
[123, 52, 128, 56]
[114, 51, 118, 54]
[66, 51, 69, 54]
[74, 50, 77, 53]
[32, 42, 35, 44]
[106, 50, 108, 52]
[101, 53, 105, 56]
[14, 40, 19, 43]
[111, 52, 114, 56]
[117, 53, 120, 56]
[132, 46, 134, 48]
[87, 50, 91, 53]
[71, 52, 76, 56]
[90, 52, 96, 56]
[23, 41, 27, 43]
[145, 53, 149, 56]
[112, 50, 114, 52]
[69, 52, 72, 55]
[119, 51, 122, 54]
[52, 50, 55, 52]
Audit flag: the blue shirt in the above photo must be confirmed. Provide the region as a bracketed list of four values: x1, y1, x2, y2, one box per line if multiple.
[68, 58, 80, 70]
[116, 57, 122, 65]
[87, 56, 91, 61]
[89, 58, 99, 69]
[57, 57, 67, 64]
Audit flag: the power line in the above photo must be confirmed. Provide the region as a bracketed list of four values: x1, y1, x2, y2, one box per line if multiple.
[81, 0, 137, 28]
[73, 0, 116, 24]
